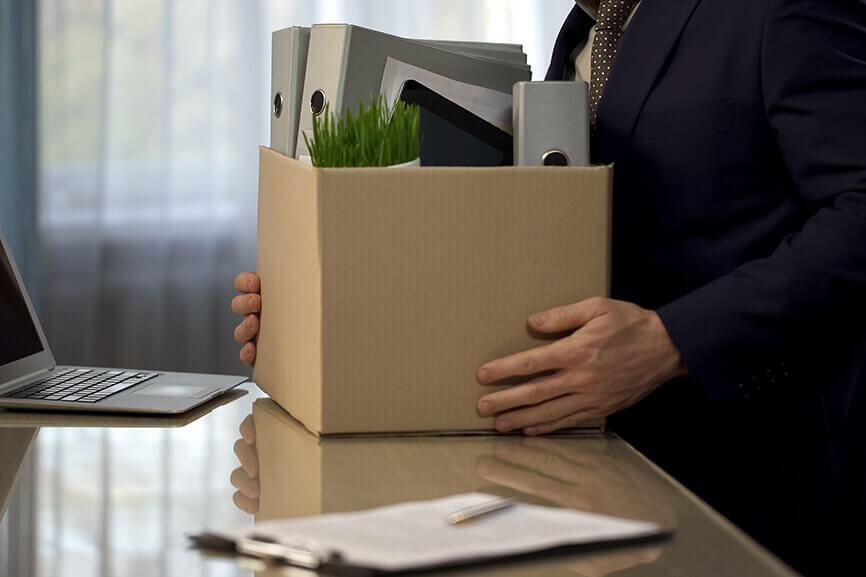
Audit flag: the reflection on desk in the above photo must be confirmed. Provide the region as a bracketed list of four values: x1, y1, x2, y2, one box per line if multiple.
[0, 388, 248, 429]
[0, 384, 257, 577]
[0, 427, 37, 520]
[229, 398, 798, 577]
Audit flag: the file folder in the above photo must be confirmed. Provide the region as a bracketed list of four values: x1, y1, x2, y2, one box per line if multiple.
[296, 24, 531, 158]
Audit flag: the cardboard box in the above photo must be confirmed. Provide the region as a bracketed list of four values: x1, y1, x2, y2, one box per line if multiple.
[253, 147, 612, 435]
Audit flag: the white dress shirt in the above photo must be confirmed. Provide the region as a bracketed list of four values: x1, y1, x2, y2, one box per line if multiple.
[569, 0, 642, 82]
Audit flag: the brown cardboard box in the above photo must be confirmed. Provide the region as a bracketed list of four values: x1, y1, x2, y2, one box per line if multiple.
[253, 147, 612, 435]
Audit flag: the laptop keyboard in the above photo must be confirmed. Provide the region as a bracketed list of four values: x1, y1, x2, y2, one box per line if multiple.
[4, 368, 158, 403]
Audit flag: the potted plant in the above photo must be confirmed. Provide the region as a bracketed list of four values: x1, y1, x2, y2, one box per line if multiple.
[303, 95, 420, 168]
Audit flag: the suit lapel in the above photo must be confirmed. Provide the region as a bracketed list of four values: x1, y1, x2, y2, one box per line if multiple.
[545, 6, 594, 81]
[594, 0, 704, 163]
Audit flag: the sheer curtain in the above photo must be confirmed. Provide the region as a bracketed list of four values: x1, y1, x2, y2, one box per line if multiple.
[29, 3, 574, 575]
[37, 0, 575, 375]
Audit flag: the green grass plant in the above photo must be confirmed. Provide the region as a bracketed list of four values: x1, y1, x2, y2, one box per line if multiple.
[303, 95, 420, 168]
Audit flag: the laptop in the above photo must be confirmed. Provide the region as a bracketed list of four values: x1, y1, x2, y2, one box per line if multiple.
[0, 229, 247, 414]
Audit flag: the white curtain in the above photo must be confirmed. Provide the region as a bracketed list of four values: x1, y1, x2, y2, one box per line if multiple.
[37, 0, 575, 375]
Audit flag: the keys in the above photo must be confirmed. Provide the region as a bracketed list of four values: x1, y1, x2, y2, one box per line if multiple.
[5, 369, 159, 403]
[59, 372, 157, 402]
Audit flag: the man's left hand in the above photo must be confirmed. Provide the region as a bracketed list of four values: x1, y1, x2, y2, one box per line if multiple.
[476, 297, 687, 436]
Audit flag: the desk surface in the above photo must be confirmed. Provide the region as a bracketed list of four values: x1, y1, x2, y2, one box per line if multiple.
[0, 384, 799, 577]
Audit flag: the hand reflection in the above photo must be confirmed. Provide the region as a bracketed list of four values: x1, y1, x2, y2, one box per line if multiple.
[477, 437, 673, 524]
[476, 437, 672, 577]
[230, 414, 260, 515]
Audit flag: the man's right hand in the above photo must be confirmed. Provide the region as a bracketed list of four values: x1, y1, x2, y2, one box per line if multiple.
[232, 272, 261, 367]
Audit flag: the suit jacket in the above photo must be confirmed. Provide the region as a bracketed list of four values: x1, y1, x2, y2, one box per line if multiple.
[547, 1, 866, 574]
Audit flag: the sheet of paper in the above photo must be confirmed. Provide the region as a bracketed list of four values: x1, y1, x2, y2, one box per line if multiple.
[380, 58, 515, 134]
[208, 493, 662, 572]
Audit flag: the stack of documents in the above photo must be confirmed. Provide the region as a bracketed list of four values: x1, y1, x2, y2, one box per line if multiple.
[191, 493, 666, 573]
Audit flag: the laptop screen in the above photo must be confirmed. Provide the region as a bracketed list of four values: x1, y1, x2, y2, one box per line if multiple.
[0, 247, 44, 366]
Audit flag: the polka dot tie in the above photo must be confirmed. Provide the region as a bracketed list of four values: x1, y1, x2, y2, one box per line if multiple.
[590, 0, 638, 132]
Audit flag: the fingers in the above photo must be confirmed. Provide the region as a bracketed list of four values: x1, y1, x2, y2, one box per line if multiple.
[493, 393, 599, 433]
[231, 294, 262, 316]
[529, 297, 610, 333]
[233, 314, 260, 344]
[477, 342, 568, 384]
[230, 466, 261, 499]
[232, 490, 259, 515]
[524, 408, 605, 437]
[233, 274, 261, 368]
[477, 372, 567, 417]
[239, 342, 257, 367]
[234, 272, 261, 294]
[238, 414, 256, 445]
[233, 438, 259, 478]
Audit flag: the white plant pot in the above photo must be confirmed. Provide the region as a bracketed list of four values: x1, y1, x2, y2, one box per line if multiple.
[388, 158, 421, 168]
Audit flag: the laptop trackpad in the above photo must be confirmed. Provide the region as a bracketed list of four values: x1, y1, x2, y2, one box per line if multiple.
[132, 383, 215, 398]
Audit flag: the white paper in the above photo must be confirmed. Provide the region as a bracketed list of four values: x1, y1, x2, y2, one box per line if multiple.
[380, 58, 515, 134]
[207, 493, 662, 572]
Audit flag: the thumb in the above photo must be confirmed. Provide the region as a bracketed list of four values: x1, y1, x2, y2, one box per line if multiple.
[529, 297, 610, 333]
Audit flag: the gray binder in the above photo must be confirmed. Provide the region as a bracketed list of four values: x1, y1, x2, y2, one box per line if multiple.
[296, 24, 531, 158]
[513, 81, 590, 167]
[421, 41, 528, 66]
[270, 26, 310, 157]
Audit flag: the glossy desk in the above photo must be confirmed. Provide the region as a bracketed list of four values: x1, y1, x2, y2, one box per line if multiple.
[0, 384, 799, 577]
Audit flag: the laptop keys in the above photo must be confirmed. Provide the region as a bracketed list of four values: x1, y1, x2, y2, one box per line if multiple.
[5, 369, 159, 403]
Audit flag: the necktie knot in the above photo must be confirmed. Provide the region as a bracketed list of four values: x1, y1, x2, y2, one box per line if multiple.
[596, 0, 639, 30]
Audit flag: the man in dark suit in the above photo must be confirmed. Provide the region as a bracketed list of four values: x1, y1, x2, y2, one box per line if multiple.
[233, 1, 865, 573]
[472, 0, 865, 574]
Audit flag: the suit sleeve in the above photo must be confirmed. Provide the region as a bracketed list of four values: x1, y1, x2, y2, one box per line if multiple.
[656, 0, 866, 403]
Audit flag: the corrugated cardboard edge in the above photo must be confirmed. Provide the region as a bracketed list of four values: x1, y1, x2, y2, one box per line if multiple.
[253, 148, 324, 432]
[256, 395, 606, 439]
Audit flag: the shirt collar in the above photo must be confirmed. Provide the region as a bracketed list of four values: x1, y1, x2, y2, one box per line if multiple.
[575, 0, 600, 20]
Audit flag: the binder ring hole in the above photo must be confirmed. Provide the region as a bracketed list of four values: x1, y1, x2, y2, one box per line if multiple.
[273, 92, 284, 119]
[542, 150, 570, 166]
[311, 89, 327, 116]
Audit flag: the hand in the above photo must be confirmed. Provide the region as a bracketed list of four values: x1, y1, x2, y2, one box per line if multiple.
[231, 272, 261, 367]
[230, 414, 260, 514]
[476, 297, 687, 435]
